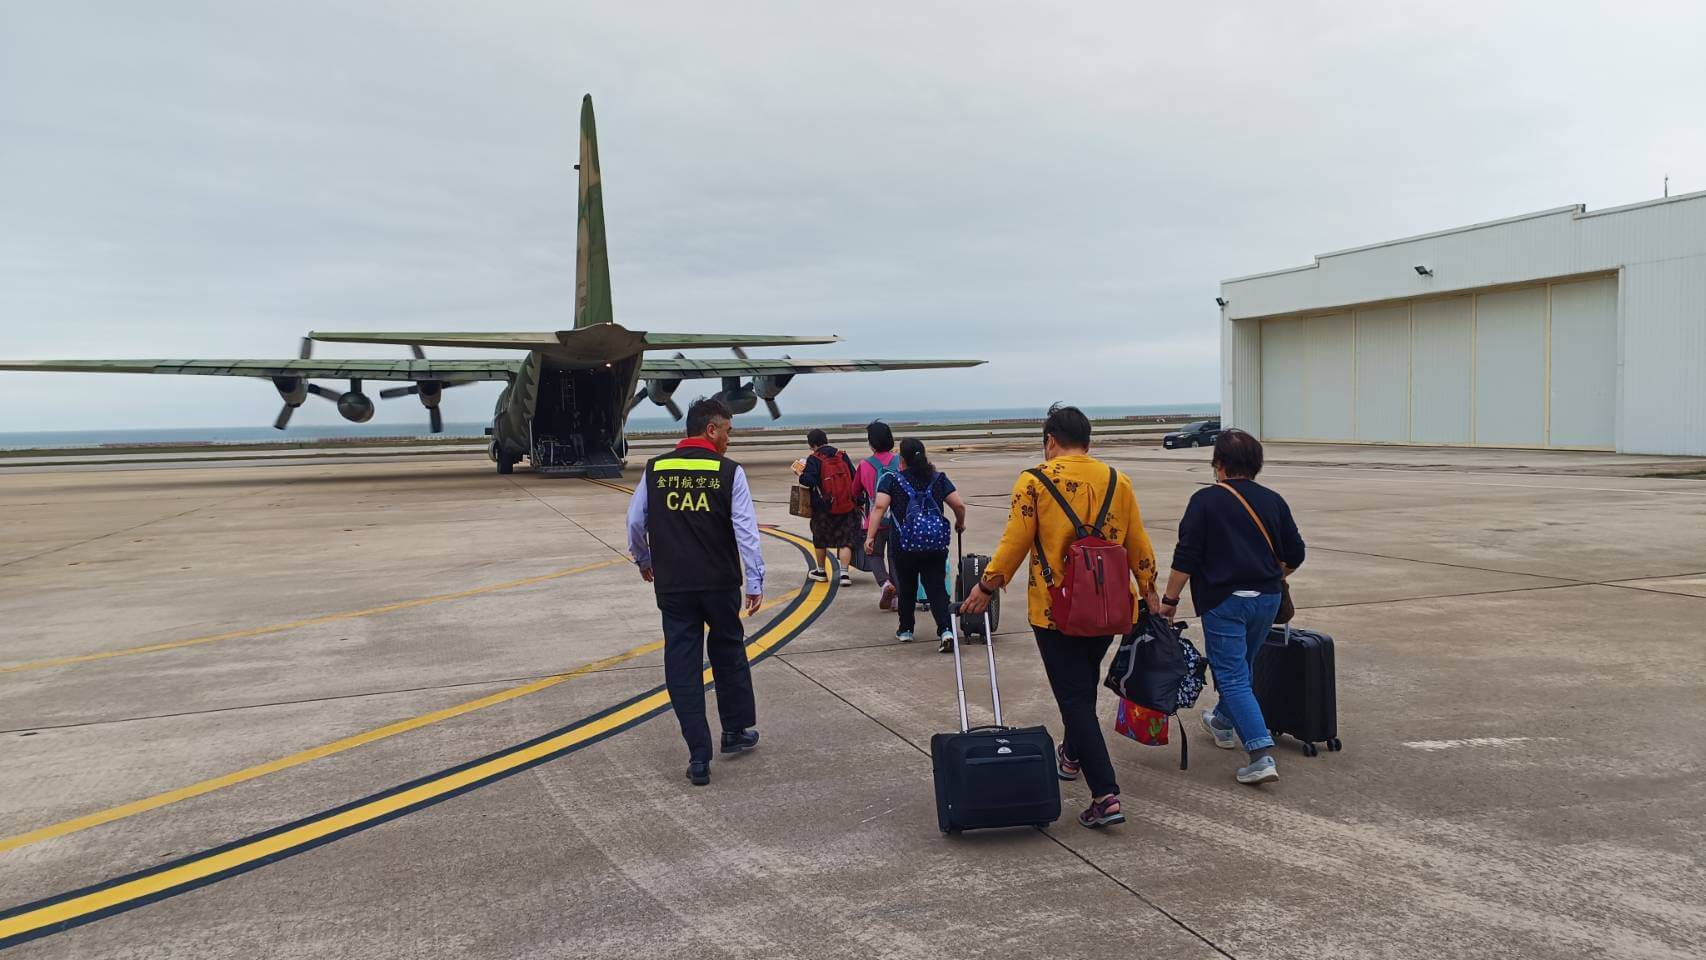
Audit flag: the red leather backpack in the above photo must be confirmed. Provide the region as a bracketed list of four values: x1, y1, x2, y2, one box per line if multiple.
[1027, 466, 1132, 636]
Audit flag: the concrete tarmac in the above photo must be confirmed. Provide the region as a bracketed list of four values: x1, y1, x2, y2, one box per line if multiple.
[1, 442, 1703, 958]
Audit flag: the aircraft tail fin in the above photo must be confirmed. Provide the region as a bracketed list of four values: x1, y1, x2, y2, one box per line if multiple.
[573, 94, 613, 330]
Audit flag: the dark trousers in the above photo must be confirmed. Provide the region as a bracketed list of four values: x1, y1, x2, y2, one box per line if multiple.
[893, 549, 951, 635]
[1034, 628, 1119, 798]
[657, 588, 756, 762]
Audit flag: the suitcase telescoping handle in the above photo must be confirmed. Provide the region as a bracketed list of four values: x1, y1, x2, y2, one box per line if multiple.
[948, 531, 1002, 733]
[948, 605, 1000, 733]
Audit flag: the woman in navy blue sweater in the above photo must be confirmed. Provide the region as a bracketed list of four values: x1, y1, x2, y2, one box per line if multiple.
[1157, 430, 1305, 786]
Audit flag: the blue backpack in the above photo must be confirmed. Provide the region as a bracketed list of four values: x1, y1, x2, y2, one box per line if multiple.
[866, 456, 899, 528]
[892, 472, 951, 552]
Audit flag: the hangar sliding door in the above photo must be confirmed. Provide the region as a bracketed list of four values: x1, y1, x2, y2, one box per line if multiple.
[1255, 277, 1616, 449]
[1353, 305, 1410, 442]
[1304, 314, 1355, 440]
[1409, 297, 1474, 444]
[1473, 287, 1547, 446]
[1260, 317, 1308, 439]
[1547, 277, 1617, 448]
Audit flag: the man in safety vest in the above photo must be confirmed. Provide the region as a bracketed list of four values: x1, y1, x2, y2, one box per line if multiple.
[625, 397, 766, 785]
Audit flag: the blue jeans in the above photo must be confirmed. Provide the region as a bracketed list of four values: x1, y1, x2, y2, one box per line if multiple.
[1201, 592, 1282, 752]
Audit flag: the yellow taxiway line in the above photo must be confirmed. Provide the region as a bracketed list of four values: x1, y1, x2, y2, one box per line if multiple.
[0, 590, 802, 856]
[0, 524, 831, 949]
[0, 557, 628, 675]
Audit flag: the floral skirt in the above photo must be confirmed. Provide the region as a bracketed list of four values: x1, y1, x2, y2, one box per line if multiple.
[809, 508, 862, 549]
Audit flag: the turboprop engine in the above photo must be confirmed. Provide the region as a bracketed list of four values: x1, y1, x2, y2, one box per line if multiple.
[752, 372, 793, 420]
[714, 376, 758, 416]
[627, 376, 683, 419]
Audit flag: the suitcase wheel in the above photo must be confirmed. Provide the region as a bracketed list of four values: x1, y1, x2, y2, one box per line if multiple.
[1302, 741, 1320, 757]
[1327, 738, 1343, 752]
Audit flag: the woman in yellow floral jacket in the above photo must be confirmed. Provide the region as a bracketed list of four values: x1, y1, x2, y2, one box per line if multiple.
[960, 404, 1161, 830]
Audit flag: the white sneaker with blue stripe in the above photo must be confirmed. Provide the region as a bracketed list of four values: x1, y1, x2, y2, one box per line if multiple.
[1236, 755, 1279, 785]
[1201, 710, 1238, 750]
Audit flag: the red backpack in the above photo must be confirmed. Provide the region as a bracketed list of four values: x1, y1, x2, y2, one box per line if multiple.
[816, 449, 858, 515]
[1027, 467, 1133, 636]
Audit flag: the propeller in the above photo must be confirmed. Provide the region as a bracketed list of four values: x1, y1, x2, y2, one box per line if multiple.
[378, 383, 442, 430]
[723, 347, 781, 419]
[762, 354, 792, 420]
[627, 383, 683, 420]
[625, 350, 687, 420]
[659, 393, 683, 421]
[272, 337, 330, 430]
[379, 382, 449, 433]
[375, 344, 452, 433]
[733, 347, 789, 420]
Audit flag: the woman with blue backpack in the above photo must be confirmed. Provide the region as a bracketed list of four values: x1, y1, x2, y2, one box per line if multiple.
[863, 438, 967, 651]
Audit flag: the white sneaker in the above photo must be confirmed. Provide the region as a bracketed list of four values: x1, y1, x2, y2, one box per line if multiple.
[938, 630, 954, 653]
[1236, 756, 1279, 785]
[807, 569, 827, 582]
[1201, 710, 1237, 750]
[838, 570, 852, 587]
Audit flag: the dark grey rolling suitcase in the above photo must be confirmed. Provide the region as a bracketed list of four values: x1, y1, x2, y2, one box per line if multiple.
[1251, 624, 1342, 757]
[930, 610, 1061, 834]
[952, 549, 1000, 640]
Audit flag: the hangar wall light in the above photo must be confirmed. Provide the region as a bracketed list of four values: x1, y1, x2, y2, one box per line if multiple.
[1414, 265, 1434, 277]
[1215, 297, 1228, 307]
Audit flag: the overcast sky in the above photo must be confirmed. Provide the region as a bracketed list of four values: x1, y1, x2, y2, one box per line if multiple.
[3, 1, 1704, 431]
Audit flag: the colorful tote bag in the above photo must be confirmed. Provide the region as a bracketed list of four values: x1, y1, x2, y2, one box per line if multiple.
[1114, 697, 1170, 746]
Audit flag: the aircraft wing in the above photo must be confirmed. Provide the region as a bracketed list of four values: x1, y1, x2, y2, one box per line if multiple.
[639, 357, 985, 378]
[309, 328, 841, 353]
[640, 333, 842, 350]
[0, 359, 522, 383]
[309, 332, 561, 350]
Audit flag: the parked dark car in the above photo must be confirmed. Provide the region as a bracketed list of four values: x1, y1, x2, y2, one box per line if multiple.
[1162, 419, 1222, 449]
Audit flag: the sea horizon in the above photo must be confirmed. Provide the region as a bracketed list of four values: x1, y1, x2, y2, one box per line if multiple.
[0, 402, 1218, 451]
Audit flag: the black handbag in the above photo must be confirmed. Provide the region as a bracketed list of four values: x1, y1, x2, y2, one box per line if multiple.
[1104, 611, 1208, 769]
[1105, 611, 1205, 713]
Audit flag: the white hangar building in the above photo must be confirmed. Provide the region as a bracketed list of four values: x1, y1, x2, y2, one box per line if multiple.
[1218, 190, 1706, 455]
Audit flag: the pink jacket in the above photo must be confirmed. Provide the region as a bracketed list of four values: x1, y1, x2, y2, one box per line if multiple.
[855, 451, 898, 530]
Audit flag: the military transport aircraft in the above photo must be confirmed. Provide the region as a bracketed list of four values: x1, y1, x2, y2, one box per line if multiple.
[0, 95, 981, 477]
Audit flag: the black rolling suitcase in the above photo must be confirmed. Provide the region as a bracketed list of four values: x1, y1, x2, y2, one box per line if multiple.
[930, 609, 1061, 834]
[1251, 624, 1342, 757]
[952, 534, 1000, 641]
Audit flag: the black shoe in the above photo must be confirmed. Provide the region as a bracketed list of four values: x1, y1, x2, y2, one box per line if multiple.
[720, 729, 760, 754]
[686, 760, 711, 786]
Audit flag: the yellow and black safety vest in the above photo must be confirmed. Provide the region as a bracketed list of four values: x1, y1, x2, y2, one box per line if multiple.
[643, 448, 741, 593]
